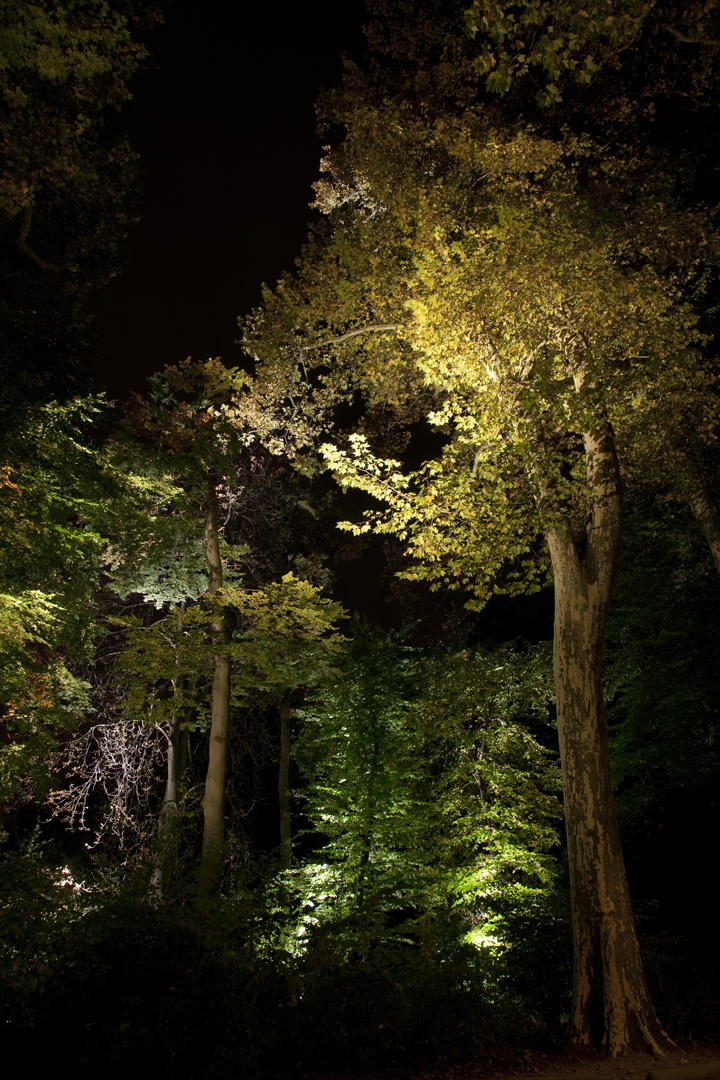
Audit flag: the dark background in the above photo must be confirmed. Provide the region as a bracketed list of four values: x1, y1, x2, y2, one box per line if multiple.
[89, 0, 367, 400]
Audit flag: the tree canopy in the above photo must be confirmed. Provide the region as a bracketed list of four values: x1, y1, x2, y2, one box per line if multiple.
[2, 0, 720, 1072]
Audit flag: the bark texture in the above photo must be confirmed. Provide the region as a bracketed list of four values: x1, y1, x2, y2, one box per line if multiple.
[199, 481, 230, 898]
[150, 709, 182, 899]
[547, 418, 673, 1056]
[278, 695, 292, 870]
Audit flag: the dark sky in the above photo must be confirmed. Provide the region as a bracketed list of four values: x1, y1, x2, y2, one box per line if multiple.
[89, 0, 367, 400]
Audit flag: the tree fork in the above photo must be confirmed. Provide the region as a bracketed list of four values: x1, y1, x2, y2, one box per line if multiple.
[16, 205, 65, 271]
[547, 419, 673, 1055]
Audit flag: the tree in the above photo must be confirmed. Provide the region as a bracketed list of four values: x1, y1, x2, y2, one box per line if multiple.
[232, 575, 346, 871]
[115, 358, 252, 895]
[113, 358, 341, 894]
[0, 0, 163, 419]
[246, 44, 719, 1048]
[0, 0, 161, 287]
[0, 396, 137, 809]
[295, 628, 560, 941]
[460, 0, 720, 581]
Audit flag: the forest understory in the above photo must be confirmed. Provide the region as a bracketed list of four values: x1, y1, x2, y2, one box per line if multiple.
[3, 0, 720, 1074]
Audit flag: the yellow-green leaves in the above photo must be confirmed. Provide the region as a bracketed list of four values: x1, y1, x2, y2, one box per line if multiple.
[114, 574, 347, 729]
[231, 574, 347, 702]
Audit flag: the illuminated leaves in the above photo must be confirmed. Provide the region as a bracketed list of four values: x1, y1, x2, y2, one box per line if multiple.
[268, 103, 718, 606]
[113, 574, 347, 732]
[295, 630, 560, 932]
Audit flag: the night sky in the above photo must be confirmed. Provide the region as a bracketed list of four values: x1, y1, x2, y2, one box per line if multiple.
[88, 1, 554, 636]
[89, 0, 367, 400]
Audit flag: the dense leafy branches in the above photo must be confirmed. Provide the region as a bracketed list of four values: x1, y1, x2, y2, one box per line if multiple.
[0, 0, 163, 421]
[0, 398, 133, 804]
[244, 0, 720, 1051]
[0, 0, 162, 289]
[295, 629, 560, 942]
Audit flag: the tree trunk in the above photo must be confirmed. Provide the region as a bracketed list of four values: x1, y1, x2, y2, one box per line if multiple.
[199, 480, 230, 898]
[150, 709, 182, 899]
[356, 735, 379, 906]
[278, 694, 292, 870]
[673, 447, 720, 574]
[546, 418, 673, 1056]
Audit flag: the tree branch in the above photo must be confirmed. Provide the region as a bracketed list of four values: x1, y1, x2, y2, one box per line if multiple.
[665, 25, 720, 46]
[300, 324, 400, 352]
[16, 205, 65, 271]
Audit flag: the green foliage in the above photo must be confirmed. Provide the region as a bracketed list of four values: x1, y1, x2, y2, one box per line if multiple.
[463, 0, 720, 105]
[605, 502, 720, 827]
[322, 433, 552, 605]
[0, 0, 162, 288]
[108, 511, 209, 609]
[257, 97, 716, 608]
[464, 0, 651, 103]
[0, 398, 131, 800]
[293, 627, 561, 953]
[0, 843, 563, 1077]
[231, 573, 347, 703]
[113, 574, 347, 731]
[112, 603, 216, 732]
[0, 591, 90, 802]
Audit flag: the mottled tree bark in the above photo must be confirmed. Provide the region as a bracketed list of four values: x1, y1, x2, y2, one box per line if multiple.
[199, 480, 230, 898]
[278, 694, 292, 870]
[546, 418, 673, 1055]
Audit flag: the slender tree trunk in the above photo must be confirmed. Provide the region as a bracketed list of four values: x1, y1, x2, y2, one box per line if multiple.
[356, 735, 379, 906]
[278, 694, 292, 870]
[150, 709, 182, 899]
[673, 447, 720, 574]
[151, 671, 193, 899]
[546, 419, 673, 1056]
[199, 480, 230, 898]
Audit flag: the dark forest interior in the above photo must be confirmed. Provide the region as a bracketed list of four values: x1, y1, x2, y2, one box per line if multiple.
[1, 2, 720, 1076]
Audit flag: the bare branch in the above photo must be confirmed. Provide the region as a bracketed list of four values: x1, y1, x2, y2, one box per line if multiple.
[665, 25, 720, 46]
[301, 324, 400, 352]
[16, 205, 65, 272]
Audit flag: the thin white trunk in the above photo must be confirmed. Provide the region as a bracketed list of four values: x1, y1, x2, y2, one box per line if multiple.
[150, 710, 182, 899]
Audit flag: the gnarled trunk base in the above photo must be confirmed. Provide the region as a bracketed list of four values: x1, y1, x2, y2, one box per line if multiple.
[551, 531, 673, 1057]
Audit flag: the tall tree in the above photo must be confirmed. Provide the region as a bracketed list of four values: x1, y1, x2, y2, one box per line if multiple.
[114, 358, 333, 893]
[246, 52, 718, 1054]
[0, 0, 163, 418]
[115, 359, 251, 895]
[232, 575, 346, 871]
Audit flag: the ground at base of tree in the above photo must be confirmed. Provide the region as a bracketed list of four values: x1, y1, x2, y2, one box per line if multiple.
[294, 1042, 720, 1080]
